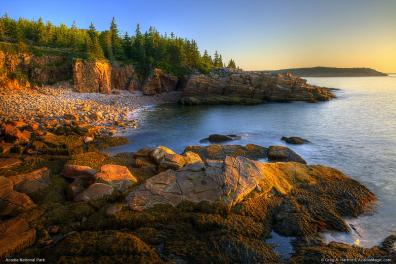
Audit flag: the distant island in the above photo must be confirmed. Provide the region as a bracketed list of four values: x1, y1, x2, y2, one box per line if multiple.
[268, 66, 388, 77]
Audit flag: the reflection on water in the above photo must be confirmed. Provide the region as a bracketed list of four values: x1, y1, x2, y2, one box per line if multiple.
[266, 231, 294, 259]
[110, 76, 396, 247]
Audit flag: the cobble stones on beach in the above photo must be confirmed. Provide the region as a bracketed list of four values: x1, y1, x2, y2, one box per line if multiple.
[0, 85, 181, 130]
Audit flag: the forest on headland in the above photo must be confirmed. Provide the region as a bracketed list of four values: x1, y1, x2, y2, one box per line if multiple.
[0, 14, 237, 77]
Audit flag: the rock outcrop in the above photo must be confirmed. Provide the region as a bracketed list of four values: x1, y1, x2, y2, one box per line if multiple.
[142, 68, 178, 95]
[111, 64, 139, 91]
[73, 59, 112, 94]
[180, 68, 335, 105]
[0, 50, 72, 89]
[125, 153, 376, 237]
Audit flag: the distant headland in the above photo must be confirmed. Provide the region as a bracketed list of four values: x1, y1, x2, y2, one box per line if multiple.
[268, 66, 388, 77]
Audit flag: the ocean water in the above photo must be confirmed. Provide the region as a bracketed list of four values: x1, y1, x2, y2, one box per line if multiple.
[110, 75, 396, 248]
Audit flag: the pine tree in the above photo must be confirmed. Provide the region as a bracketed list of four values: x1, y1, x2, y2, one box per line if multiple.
[109, 17, 123, 60]
[213, 51, 223, 68]
[227, 59, 236, 69]
[87, 22, 104, 60]
[123, 32, 132, 60]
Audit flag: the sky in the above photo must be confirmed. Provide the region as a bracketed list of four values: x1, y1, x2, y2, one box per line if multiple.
[1, 0, 395, 72]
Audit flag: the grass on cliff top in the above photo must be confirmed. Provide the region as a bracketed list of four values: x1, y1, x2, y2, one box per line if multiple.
[0, 41, 86, 58]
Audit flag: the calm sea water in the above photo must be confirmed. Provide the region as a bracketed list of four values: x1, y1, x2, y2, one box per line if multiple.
[110, 76, 396, 248]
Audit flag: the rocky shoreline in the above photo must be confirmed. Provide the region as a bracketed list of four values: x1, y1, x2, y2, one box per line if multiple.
[0, 117, 395, 262]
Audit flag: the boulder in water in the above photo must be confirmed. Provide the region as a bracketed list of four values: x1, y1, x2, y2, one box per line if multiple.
[200, 134, 242, 143]
[267, 145, 306, 164]
[281, 136, 310, 145]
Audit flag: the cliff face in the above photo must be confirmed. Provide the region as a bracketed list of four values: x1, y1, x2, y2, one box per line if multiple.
[73, 59, 112, 94]
[142, 68, 179, 95]
[111, 64, 139, 91]
[0, 50, 72, 89]
[180, 69, 335, 104]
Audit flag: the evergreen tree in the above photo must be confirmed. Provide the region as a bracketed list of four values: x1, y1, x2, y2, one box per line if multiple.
[99, 31, 114, 60]
[213, 51, 223, 68]
[227, 59, 236, 69]
[109, 17, 123, 60]
[123, 32, 132, 60]
[86, 22, 104, 59]
[0, 15, 230, 77]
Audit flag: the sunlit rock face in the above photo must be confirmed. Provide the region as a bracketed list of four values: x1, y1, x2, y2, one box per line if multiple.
[180, 69, 335, 105]
[73, 59, 112, 94]
[0, 50, 72, 89]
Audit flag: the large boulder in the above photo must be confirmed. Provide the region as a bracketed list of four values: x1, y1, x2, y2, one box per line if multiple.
[180, 69, 335, 104]
[184, 144, 267, 161]
[126, 156, 291, 211]
[142, 68, 178, 95]
[74, 183, 114, 202]
[267, 145, 306, 164]
[201, 134, 241, 143]
[7, 167, 50, 195]
[73, 59, 112, 94]
[0, 176, 36, 216]
[281, 136, 309, 144]
[95, 164, 137, 190]
[150, 146, 186, 170]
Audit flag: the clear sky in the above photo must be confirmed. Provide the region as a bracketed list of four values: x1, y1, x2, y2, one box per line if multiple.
[1, 0, 395, 72]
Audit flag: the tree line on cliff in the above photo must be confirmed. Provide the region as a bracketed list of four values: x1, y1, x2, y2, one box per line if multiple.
[0, 14, 238, 77]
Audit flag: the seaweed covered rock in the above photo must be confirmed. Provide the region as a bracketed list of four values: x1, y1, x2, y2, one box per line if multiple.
[40, 230, 161, 263]
[0, 217, 36, 259]
[184, 144, 267, 161]
[267, 145, 306, 164]
[0, 176, 36, 216]
[0, 157, 22, 169]
[74, 183, 114, 202]
[290, 239, 396, 264]
[126, 157, 376, 239]
[7, 167, 50, 195]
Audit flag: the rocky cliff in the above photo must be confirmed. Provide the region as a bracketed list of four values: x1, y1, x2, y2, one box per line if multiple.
[73, 59, 112, 94]
[180, 68, 335, 104]
[111, 64, 139, 91]
[142, 68, 179, 95]
[0, 50, 72, 89]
